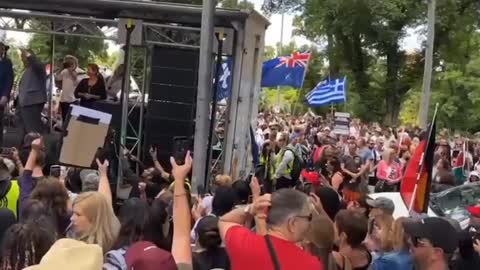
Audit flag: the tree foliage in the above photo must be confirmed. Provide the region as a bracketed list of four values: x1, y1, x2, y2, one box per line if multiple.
[262, 0, 480, 132]
[28, 21, 108, 69]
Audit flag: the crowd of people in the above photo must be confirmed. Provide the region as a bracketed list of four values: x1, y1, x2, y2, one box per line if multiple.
[1, 44, 480, 270]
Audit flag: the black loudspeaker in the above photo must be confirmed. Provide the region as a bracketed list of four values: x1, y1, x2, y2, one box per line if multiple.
[145, 46, 199, 167]
[90, 101, 143, 148]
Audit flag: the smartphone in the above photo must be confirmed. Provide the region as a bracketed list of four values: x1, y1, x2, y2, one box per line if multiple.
[50, 165, 61, 178]
[0, 147, 12, 157]
[173, 136, 191, 165]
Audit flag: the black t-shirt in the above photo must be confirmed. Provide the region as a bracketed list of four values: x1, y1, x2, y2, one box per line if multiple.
[341, 154, 362, 188]
[74, 78, 106, 108]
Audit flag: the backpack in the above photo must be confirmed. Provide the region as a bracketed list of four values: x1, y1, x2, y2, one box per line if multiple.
[286, 148, 305, 181]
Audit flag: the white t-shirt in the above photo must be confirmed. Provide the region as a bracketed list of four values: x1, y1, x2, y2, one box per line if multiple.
[59, 69, 79, 103]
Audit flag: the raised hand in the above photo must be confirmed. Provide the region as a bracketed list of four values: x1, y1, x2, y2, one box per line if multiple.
[309, 192, 324, 214]
[149, 146, 158, 160]
[250, 176, 261, 199]
[96, 158, 109, 176]
[170, 151, 192, 182]
[11, 147, 20, 161]
[31, 138, 44, 151]
[251, 194, 271, 219]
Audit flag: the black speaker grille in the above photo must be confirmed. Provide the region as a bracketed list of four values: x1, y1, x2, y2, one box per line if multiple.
[144, 46, 199, 165]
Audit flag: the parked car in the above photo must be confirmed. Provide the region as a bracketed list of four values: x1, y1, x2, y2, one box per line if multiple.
[369, 182, 480, 229]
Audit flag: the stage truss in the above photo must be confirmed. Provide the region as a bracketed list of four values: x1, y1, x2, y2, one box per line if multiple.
[0, 1, 268, 196]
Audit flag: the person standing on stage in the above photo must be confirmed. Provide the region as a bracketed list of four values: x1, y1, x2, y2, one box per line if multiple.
[0, 42, 14, 146]
[18, 48, 47, 135]
[58, 55, 79, 122]
[75, 63, 107, 109]
[105, 64, 125, 102]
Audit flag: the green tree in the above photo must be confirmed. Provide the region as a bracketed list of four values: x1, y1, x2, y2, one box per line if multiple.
[28, 25, 108, 70]
[271, 0, 480, 131]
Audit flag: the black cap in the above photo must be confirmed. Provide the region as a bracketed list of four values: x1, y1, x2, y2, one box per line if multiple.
[403, 217, 458, 254]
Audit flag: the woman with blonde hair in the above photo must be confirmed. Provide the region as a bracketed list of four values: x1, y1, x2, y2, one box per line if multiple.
[71, 191, 120, 253]
[374, 148, 403, 193]
[367, 214, 394, 255]
[371, 217, 413, 270]
[70, 159, 120, 253]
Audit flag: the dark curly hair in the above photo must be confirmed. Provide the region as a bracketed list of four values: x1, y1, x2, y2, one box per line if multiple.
[30, 177, 69, 234]
[1, 221, 56, 270]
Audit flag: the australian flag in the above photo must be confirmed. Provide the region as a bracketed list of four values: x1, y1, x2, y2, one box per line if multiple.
[261, 52, 311, 89]
[216, 57, 233, 101]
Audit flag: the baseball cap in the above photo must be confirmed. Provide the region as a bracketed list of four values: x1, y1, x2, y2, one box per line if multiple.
[403, 217, 458, 254]
[366, 197, 395, 215]
[126, 241, 177, 270]
[467, 206, 480, 218]
[25, 239, 103, 270]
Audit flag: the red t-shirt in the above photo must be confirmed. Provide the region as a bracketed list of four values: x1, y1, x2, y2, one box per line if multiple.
[225, 225, 323, 270]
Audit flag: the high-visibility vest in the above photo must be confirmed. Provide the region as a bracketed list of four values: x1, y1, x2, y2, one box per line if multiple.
[260, 155, 275, 180]
[276, 149, 294, 176]
[0, 180, 19, 218]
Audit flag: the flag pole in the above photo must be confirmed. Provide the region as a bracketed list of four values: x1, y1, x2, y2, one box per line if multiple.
[276, 12, 285, 109]
[293, 51, 311, 116]
[408, 103, 439, 213]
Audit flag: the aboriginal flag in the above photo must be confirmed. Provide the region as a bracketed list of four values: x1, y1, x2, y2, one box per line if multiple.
[400, 117, 436, 214]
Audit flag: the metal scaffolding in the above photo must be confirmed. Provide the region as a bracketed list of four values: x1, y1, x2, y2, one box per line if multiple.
[0, 0, 269, 195]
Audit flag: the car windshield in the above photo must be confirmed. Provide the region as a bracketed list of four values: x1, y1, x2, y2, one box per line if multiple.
[431, 183, 480, 222]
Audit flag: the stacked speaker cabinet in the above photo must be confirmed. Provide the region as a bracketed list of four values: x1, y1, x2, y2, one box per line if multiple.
[145, 46, 199, 167]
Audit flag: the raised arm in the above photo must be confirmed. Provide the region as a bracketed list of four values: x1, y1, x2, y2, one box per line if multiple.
[219, 194, 271, 240]
[170, 151, 193, 265]
[150, 147, 171, 180]
[96, 159, 113, 206]
[12, 147, 24, 176]
[19, 138, 43, 217]
[250, 177, 267, 235]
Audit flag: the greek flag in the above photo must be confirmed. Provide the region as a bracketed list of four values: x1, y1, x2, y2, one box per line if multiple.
[306, 77, 347, 107]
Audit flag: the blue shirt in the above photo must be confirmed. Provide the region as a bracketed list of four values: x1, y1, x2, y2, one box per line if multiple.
[372, 250, 414, 270]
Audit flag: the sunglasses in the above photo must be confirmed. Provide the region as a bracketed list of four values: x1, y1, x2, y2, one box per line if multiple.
[295, 213, 313, 222]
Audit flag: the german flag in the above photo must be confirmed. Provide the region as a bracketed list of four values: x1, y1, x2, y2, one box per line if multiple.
[400, 115, 436, 214]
